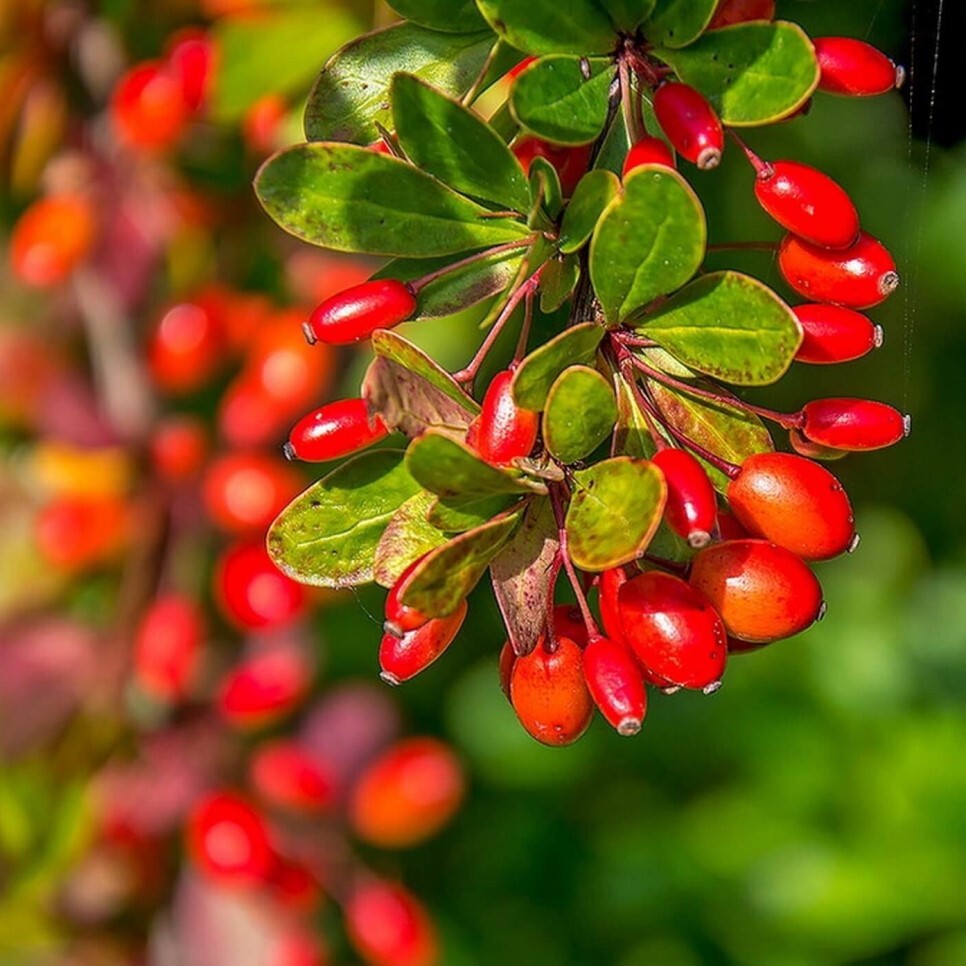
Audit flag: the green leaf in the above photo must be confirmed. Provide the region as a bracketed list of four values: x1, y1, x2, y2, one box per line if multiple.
[399, 509, 524, 617]
[614, 372, 657, 458]
[374, 490, 450, 588]
[375, 248, 527, 321]
[510, 56, 614, 145]
[528, 157, 563, 222]
[210, 7, 361, 122]
[599, 0, 657, 31]
[490, 498, 560, 656]
[540, 256, 581, 313]
[543, 365, 617, 464]
[428, 493, 520, 532]
[268, 451, 420, 588]
[593, 108, 631, 176]
[590, 166, 706, 324]
[476, 0, 617, 55]
[565, 457, 666, 571]
[392, 74, 531, 212]
[255, 143, 530, 258]
[639, 271, 802, 385]
[649, 381, 774, 491]
[304, 23, 497, 143]
[386, 0, 487, 32]
[511, 322, 605, 410]
[559, 169, 620, 254]
[643, 0, 717, 48]
[406, 431, 542, 499]
[655, 22, 819, 126]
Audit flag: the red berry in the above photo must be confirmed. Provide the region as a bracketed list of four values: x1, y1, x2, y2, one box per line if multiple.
[582, 635, 647, 735]
[249, 740, 335, 813]
[148, 299, 226, 394]
[792, 304, 882, 364]
[110, 61, 189, 152]
[617, 571, 727, 691]
[150, 416, 208, 482]
[778, 231, 899, 309]
[164, 28, 214, 114]
[622, 137, 676, 177]
[186, 791, 275, 886]
[653, 83, 723, 170]
[345, 879, 437, 966]
[304, 279, 416, 345]
[35, 495, 128, 571]
[215, 540, 307, 630]
[379, 601, 468, 684]
[476, 370, 539, 465]
[598, 567, 628, 644]
[709, 0, 775, 28]
[216, 643, 311, 729]
[498, 640, 516, 700]
[203, 451, 302, 534]
[727, 452, 855, 560]
[349, 738, 464, 848]
[384, 556, 433, 637]
[242, 93, 288, 154]
[814, 37, 903, 97]
[716, 507, 750, 540]
[511, 137, 592, 195]
[552, 604, 589, 648]
[9, 195, 97, 287]
[133, 594, 205, 703]
[510, 636, 594, 746]
[285, 399, 389, 462]
[801, 398, 909, 451]
[218, 377, 286, 448]
[690, 539, 824, 644]
[652, 448, 717, 548]
[754, 160, 859, 250]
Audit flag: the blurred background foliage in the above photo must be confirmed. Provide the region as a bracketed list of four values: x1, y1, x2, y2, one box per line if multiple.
[2, 0, 965, 963]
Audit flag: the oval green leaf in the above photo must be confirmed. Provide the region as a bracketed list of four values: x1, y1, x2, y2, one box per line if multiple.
[255, 143, 530, 258]
[373, 489, 450, 588]
[639, 271, 803, 386]
[559, 169, 620, 254]
[528, 156, 564, 222]
[643, 0, 717, 48]
[613, 372, 657, 459]
[539, 255, 581, 313]
[476, 0, 617, 55]
[511, 321, 605, 411]
[600, 0, 657, 32]
[565, 457, 667, 571]
[543, 365, 618, 464]
[386, 0, 488, 32]
[590, 165, 706, 324]
[392, 73, 531, 212]
[655, 22, 819, 126]
[267, 450, 420, 588]
[510, 55, 614, 145]
[428, 493, 520, 533]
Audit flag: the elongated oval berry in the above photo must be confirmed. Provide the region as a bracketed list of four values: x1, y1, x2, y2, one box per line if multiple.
[512, 137, 592, 195]
[598, 567, 628, 644]
[727, 452, 854, 560]
[653, 448, 717, 548]
[617, 572, 727, 691]
[582, 636, 647, 736]
[754, 161, 859, 250]
[510, 636, 594, 746]
[477, 370, 539, 465]
[709, 0, 775, 28]
[249, 740, 335, 813]
[653, 83, 724, 170]
[345, 879, 437, 966]
[793, 304, 882, 364]
[186, 791, 275, 887]
[778, 231, 899, 309]
[285, 398, 389, 462]
[384, 556, 433, 637]
[304, 279, 416, 345]
[349, 738, 464, 848]
[380, 601, 468, 684]
[690, 539, 824, 644]
[801, 398, 909, 451]
[814, 37, 903, 97]
[133, 594, 205, 703]
[622, 137, 675, 177]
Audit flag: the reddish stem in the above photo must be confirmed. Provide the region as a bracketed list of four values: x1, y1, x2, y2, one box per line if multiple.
[549, 483, 601, 641]
[409, 239, 532, 294]
[728, 130, 773, 179]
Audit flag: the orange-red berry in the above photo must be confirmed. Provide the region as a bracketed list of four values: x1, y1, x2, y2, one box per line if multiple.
[249, 740, 335, 813]
[512, 137, 592, 195]
[110, 60, 189, 151]
[801, 398, 909, 451]
[345, 879, 437, 966]
[10, 195, 97, 287]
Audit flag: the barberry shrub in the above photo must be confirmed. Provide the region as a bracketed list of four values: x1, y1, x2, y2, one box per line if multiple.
[256, 0, 908, 745]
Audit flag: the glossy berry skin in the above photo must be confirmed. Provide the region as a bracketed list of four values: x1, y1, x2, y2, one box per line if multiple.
[133, 594, 205, 703]
[690, 539, 824, 644]
[598, 567, 629, 644]
[349, 738, 464, 848]
[286, 398, 389, 462]
[652, 448, 717, 548]
[622, 137, 676, 177]
[214, 541, 306, 631]
[801, 398, 909, 451]
[10, 195, 96, 287]
[249, 740, 334, 813]
[345, 879, 437, 966]
[384, 556, 433, 637]
[727, 452, 855, 560]
[778, 231, 899, 309]
[709, 0, 775, 28]
[477, 370, 539, 465]
[814, 37, 902, 97]
[216, 644, 311, 729]
[653, 83, 724, 170]
[582, 636, 647, 736]
[304, 279, 416, 345]
[380, 601, 468, 684]
[512, 137, 592, 195]
[793, 304, 882, 364]
[203, 451, 302, 534]
[510, 636, 594, 746]
[110, 61, 189, 151]
[617, 572, 727, 691]
[754, 161, 859, 250]
[186, 791, 275, 887]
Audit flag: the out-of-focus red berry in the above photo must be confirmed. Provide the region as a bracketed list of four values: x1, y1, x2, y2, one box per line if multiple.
[216, 642, 312, 729]
[186, 791, 275, 887]
[10, 194, 97, 287]
[202, 451, 302, 534]
[249, 740, 335, 813]
[35, 494, 128, 571]
[148, 299, 227, 395]
[243, 94, 289, 155]
[345, 879, 438, 966]
[165, 28, 214, 114]
[133, 594, 205, 703]
[214, 541, 307, 630]
[150, 416, 209, 482]
[110, 60, 189, 152]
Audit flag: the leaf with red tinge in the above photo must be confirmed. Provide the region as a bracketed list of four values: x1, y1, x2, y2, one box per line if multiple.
[374, 490, 449, 588]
